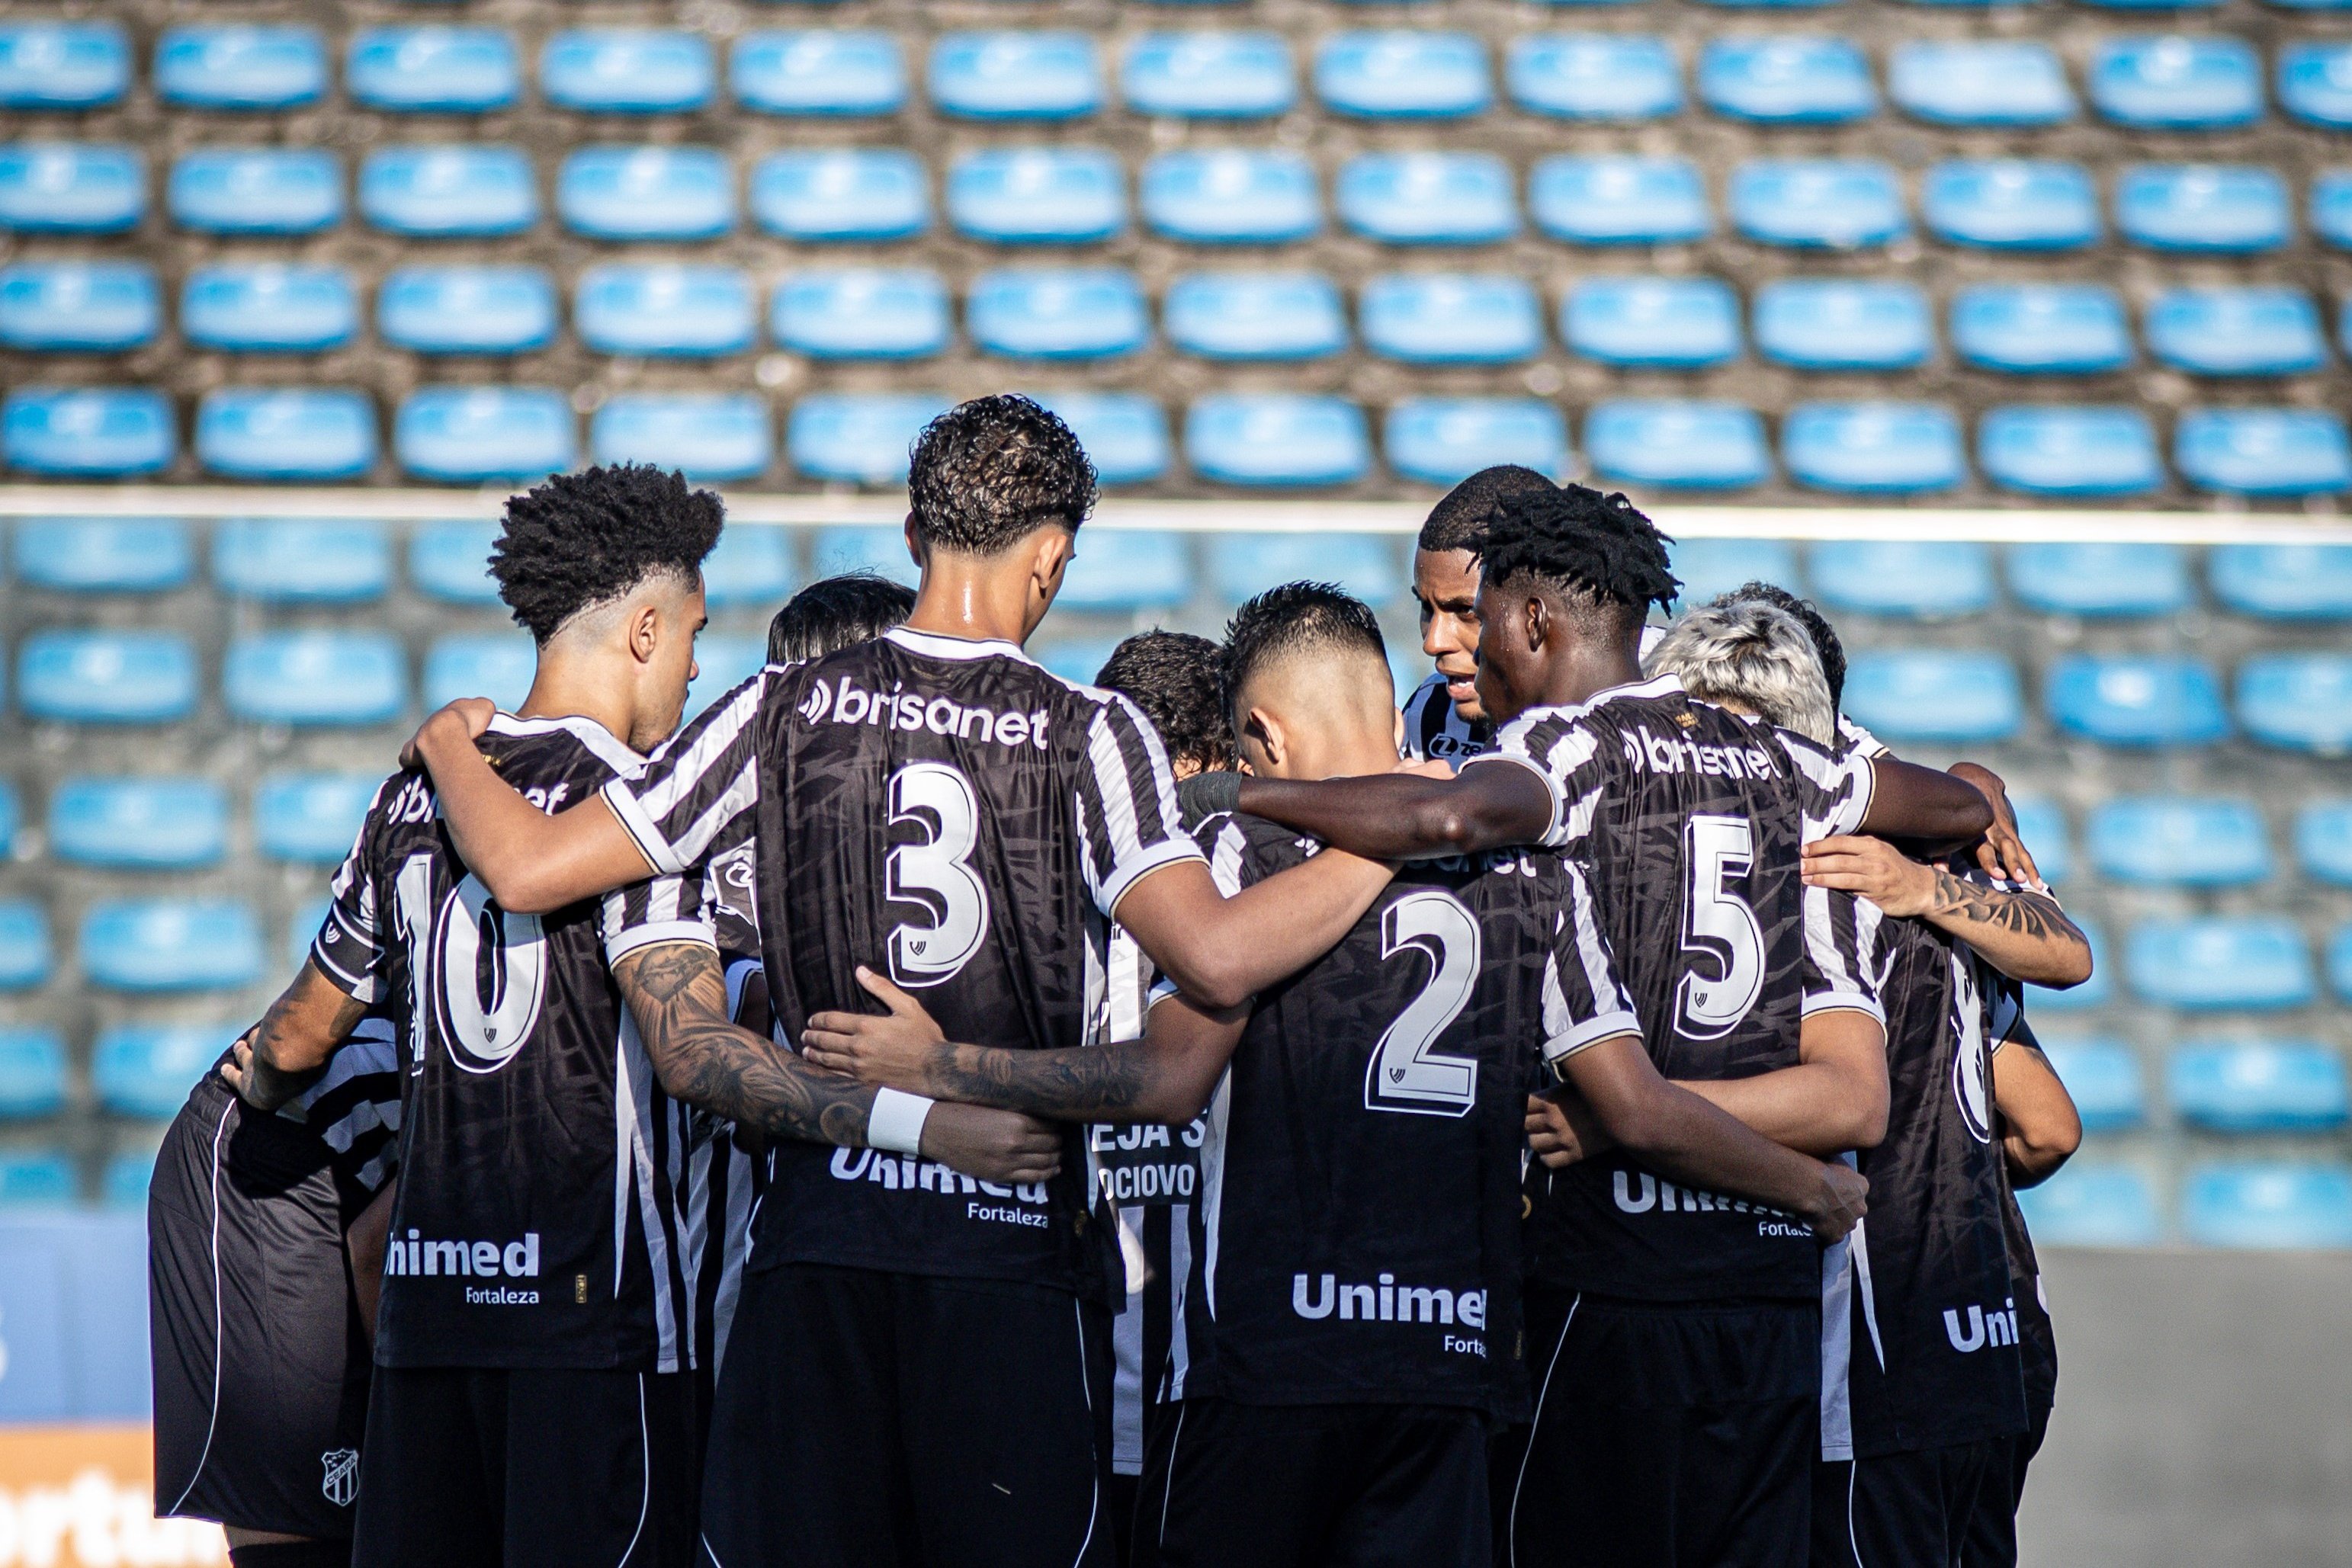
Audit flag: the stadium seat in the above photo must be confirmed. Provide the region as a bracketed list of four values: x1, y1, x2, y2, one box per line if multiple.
[682, 635, 766, 720]
[788, 394, 951, 484]
[409, 521, 500, 606]
[1561, 277, 1740, 370]
[1979, 408, 2163, 498]
[103, 1150, 156, 1207]
[2129, 917, 2313, 1011]
[948, 149, 1125, 244]
[2031, 915, 2115, 1012]
[1031, 393, 1170, 487]
[2015, 1164, 2162, 1246]
[931, 32, 1102, 120]
[16, 631, 195, 723]
[2011, 795, 2072, 887]
[1036, 638, 1125, 688]
[2334, 928, 2352, 1000]
[396, 387, 576, 484]
[1949, 284, 2132, 375]
[1385, 399, 1569, 488]
[2090, 37, 2262, 131]
[1782, 403, 1964, 494]
[1121, 31, 1295, 118]
[155, 24, 326, 111]
[2211, 544, 2352, 620]
[2302, 802, 2352, 885]
[771, 268, 949, 359]
[695, 524, 795, 608]
[194, 390, 376, 483]
[50, 778, 226, 870]
[1140, 150, 1320, 243]
[752, 149, 929, 242]
[1808, 540, 1995, 617]
[967, 269, 1149, 359]
[0, 1151, 75, 1206]
[542, 30, 715, 114]
[1888, 41, 2073, 127]
[1923, 160, 2100, 251]
[2175, 409, 2352, 495]
[1666, 538, 1798, 608]
[2009, 542, 2190, 616]
[2239, 655, 2352, 755]
[2, 388, 172, 477]
[0, 261, 159, 352]
[1185, 396, 1372, 488]
[1315, 31, 1490, 119]
[1208, 532, 1400, 608]
[377, 265, 557, 355]
[0, 143, 143, 234]
[733, 31, 906, 117]
[1336, 152, 1518, 244]
[0, 1028, 63, 1115]
[83, 903, 262, 995]
[424, 635, 534, 711]
[361, 147, 535, 239]
[2088, 796, 2270, 887]
[559, 148, 733, 241]
[2049, 655, 2228, 747]
[12, 517, 191, 593]
[2118, 165, 2289, 253]
[2182, 1162, 2352, 1249]
[168, 149, 341, 236]
[576, 265, 755, 358]
[0, 785, 14, 858]
[347, 26, 520, 114]
[2145, 287, 2328, 377]
[2315, 172, 2352, 251]
[1530, 156, 1711, 245]
[0, 21, 129, 110]
[181, 264, 357, 354]
[1731, 160, 1904, 249]
[1166, 273, 1346, 361]
[214, 518, 390, 604]
[1753, 281, 1930, 371]
[810, 525, 918, 585]
[94, 1025, 227, 1115]
[0, 906, 34, 993]
[1584, 400, 1769, 489]
[225, 631, 406, 726]
[1840, 652, 2023, 743]
[1699, 37, 1874, 124]
[591, 394, 772, 483]
[1506, 34, 1682, 121]
[255, 774, 379, 864]
[1057, 530, 1193, 611]
[1360, 274, 1541, 365]
[2280, 43, 2352, 129]
[2039, 1041, 2146, 1133]
[2172, 1043, 2347, 1134]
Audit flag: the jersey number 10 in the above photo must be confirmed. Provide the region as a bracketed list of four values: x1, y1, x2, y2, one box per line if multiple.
[393, 856, 550, 1073]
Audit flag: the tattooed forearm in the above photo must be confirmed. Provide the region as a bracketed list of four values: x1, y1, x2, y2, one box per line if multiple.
[919, 1041, 1169, 1121]
[244, 964, 371, 1110]
[1926, 871, 2085, 945]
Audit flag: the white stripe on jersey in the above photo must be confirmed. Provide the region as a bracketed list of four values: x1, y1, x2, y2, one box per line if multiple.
[1166, 1207, 1194, 1401]
[614, 1015, 685, 1374]
[1207, 820, 1248, 897]
[1196, 1071, 1234, 1320]
[1819, 1231, 1856, 1462]
[1084, 709, 1147, 895]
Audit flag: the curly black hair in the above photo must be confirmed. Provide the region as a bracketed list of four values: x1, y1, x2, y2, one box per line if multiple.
[1712, 581, 1847, 710]
[906, 394, 1098, 556]
[1094, 630, 1234, 774]
[1475, 484, 1680, 634]
[1417, 464, 1559, 556]
[1221, 581, 1389, 709]
[490, 464, 724, 644]
[767, 572, 917, 665]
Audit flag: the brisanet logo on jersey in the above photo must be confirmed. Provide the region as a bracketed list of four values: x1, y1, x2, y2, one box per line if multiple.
[1292, 1273, 1489, 1358]
[384, 1229, 543, 1303]
[798, 675, 1050, 749]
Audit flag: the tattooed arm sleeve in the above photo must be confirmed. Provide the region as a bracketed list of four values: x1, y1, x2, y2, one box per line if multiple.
[1920, 872, 2094, 989]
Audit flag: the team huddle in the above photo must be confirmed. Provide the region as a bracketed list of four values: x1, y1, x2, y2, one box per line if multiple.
[145, 395, 2088, 1568]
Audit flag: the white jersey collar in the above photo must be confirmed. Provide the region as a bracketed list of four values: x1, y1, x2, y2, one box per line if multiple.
[884, 625, 1038, 666]
[486, 710, 647, 779]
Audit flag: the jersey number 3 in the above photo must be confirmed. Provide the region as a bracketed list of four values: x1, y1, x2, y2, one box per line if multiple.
[1365, 890, 1481, 1118]
[885, 762, 990, 989]
[1675, 815, 1765, 1040]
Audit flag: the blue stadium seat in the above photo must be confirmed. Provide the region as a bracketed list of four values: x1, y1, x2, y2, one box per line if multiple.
[348, 26, 519, 114]
[558, 148, 733, 241]
[1034, 393, 1171, 486]
[751, 149, 929, 242]
[2210, 544, 2352, 620]
[2334, 927, 2352, 1000]
[1208, 532, 1400, 607]
[226, 631, 406, 726]
[93, 1025, 227, 1114]
[931, 32, 1102, 120]
[2173, 1043, 2347, 1134]
[1530, 156, 1710, 245]
[2182, 1162, 2352, 1249]
[771, 268, 949, 359]
[2015, 1164, 2162, 1246]
[1840, 652, 2023, 743]
[181, 264, 357, 354]
[684, 635, 767, 719]
[1185, 396, 1372, 488]
[378, 266, 556, 356]
[576, 265, 755, 358]
[2239, 655, 2352, 755]
[1337, 152, 1517, 244]
[2280, 43, 2352, 129]
[410, 521, 500, 606]
[0, 1028, 64, 1115]
[396, 387, 576, 484]
[2315, 172, 2352, 251]
[2090, 36, 2262, 131]
[2009, 542, 2189, 616]
[16, 631, 195, 723]
[2175, 409, 2352, 495]
[1385, 399, 1568, 488]
[1584, 400, 1768, 489]
[2011, 795, 2073, 887]
[592, 394, 772, 483]
[360, 147, 535, 238]
[1923, 160, 2099, 251]
[1753, 281, 1930, 370]
[1699, 37, 1874, 124]
[2129, 917, 2313, 1010]
[2088, 796, 2270, 887]
[2297, 802, 2352, 884]
[1888, 41, 2073, 127]
[968, 269, 1148, 359]
[1561, 277, 1740, 369]
[1165, 273, 1346, 361]
[104, 1150, 156, 1208]
[2146, 287, 2327, 377]
[1950, 284, 2132, 375]
[948, 149, 1125, 243]
[542, 30, 715, 114]
[810, 525, 918, 585]
[155, 25, 326, 111]
[1122, 31, 1295, 118]
[2027, 919, 2113, 1005]
[83, 904, 262, 995]
[788, 394, 951, 485]
[1731, 160, 1904, 249]
[0, 143, 143, 233]
[1979, 408, 2162, 498]
[12, 517, 191, 592]
[2118, 165, 2289, 253]
[1315, 31, 1491, 119]
[1506, 34, 1681, 120]
[0, 905, 43, 993]
[214, 518, 390, 604]
[2048, 655, 2228, 747]
[1782, 402, 1963, 494]
[0, 21, 128, 110]
[1140, 150, 1319, 243]
[194, 390, 375, 483]
[1057, 530, 1192, 611]
[1361, 275, 1540, 364]
[1666, 538, 1798, 608]
[696, 524, 795, 608]
[255, 774, 379, 864]
[1036, 637, 1125, 689]
[168, 149, 341, 236]
[1808, 540, 1995, 617]
[733, 31, 906, 117]
[0, 261, 158, 352]
[2039, 1041, 2146, 1133]
[2, 389, 172, 477]
[0, 785, 15, 859]
[50, 778, 225, 870]
[0, 1151, 75, 1206]
[424, 635, 534, 711]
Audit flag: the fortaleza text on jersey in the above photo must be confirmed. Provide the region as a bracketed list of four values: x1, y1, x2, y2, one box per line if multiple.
[796, 674, 1053, 749]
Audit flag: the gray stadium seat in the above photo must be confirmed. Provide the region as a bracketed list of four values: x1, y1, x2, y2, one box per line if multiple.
[1362, 275, 1542, 364]
[2090, 36, 2262, 131]
[1336, 152, 1518, 244]
[2117, 164, 2289, 253]
[788, 394, 952, 485]
[168, 149, 342, 236]
[1809, 540, 1994, 617]
[50, 777, 226, 870]
[576, 264, 758, 358]
[1923, 160, 2099, 251]
[541, 30, 715, 114]
[592, 393, 773, 483]
[154, 24, 326, 111]
[1752, 280, 1930, 370]
[1122, 31, 1295, 118]
[1888, 40, 2073, 127]
[1699, 37, 1874, 125]
[1531, 156, 1711, 245]
[1840, 650, 2023, 743]
[396, 387, 577, 484]
[1166, 272, 1346, 360]
[557, 147, 734, 241]
[2145, 287, 2328, 376]
[930, 31, 1103, 120]
[1978, 407, 2162, 498]
[1031, 393, 1171, 486]
[967, 269, 1150, 360]
[2039, 1041, 2145, 1133]
[948, 148, 1126, 244]
[424, 634, 535, 711]
[2171, 1044, 2348, 1134]
[1385, 399, 1569, 487]
[2, 388, 173, 476]
[1731, 159, 1905, 249]
[347, 25, 521, 114]
[0, 143, 143, 233]
[1141, 149, 1320, 243]
[752, 149, 930, 242]
[1561, 277, 1740, 369]
[1949, 284, 2132, 375]
[1185, 396, 1372, 488]
[2048, 655, 2228, 747]
[2209, 544, 2352, 620]
[83, 905, 263, 995]
[0, 261, 159, 352]
[16, 630, 197, 723]
[1584, 400, 1767, 489]
[771, 268, 951, 359]
[1506, 34, 1681, 121]
[2008, 542, 2190, 616]
[1782, 402, 1963, 494]
[378, 265, 557, 356]
[2183, 1163, 2352, 1249]
[360, 146, 537, 238]
[0, 21, 129, 110]
[214, 518, 390, 604]
[181, 263, 358, 354]
[2175, 409, 2352, 495]
[0, 1027, 65, 1115]
[2129, 917, 2313, 1010]
[2238, 654, 2352, 755]
[194, 389, 376, 482]
[255, 773, 380, 864]
[225, 630, 406, 726]
[13, 516, 192, 593]
[2088, 796, 2271, 887]
[1315, 30, 1491, 119]
[94, 1025, 229, 1114]
[733, 31, 906, 117]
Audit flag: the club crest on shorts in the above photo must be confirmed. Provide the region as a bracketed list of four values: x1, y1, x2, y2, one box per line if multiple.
[321, 1448, 359, 1507]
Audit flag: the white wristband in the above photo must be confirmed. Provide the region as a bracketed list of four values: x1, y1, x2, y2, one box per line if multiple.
[867, 1087, 935, 1156]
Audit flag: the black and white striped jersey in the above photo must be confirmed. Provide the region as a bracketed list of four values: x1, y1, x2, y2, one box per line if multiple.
[309, 714, 701, 1373]
[1401, 671, 1491, 767]
[1991, 1003, 2058, 1422]
[201, 1015, 403, 1220]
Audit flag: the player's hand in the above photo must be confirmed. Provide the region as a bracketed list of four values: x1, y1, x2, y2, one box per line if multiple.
[399, 697, 496, 771]
[1526, 1091, 1593, 1169]
[1802, 1162, 1869, 1242]
[218, 1026, 263, 1105]
[918, 1104, 1063, 1185]
[1802, 835, 1938, 917]
[1947, 762, 2042, 888]
[801, 966, 949, 1092]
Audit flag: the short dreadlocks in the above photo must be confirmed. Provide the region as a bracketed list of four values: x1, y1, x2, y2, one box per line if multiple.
[1475, 484, 1680, 637]
[490, 464, 724, 644]
[907, 394, 1099, 556]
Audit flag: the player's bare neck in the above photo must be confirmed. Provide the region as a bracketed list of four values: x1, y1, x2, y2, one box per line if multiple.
[516, 657, 643, 757]
[904, 564, 1037, 649]
[1544, 637, 1646, 711]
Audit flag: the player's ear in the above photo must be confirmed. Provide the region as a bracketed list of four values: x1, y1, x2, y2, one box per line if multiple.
[1246, 705, 1285, 771]
[901, 513, 926, 572]
[628, 600, 662, 665]
[1523, 594, 1551, 654]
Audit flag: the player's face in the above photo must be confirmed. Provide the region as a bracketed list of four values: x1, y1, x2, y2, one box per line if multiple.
[1413, 547, 1484, 723]
[640, 582, 709, 748]
[1471, 579, 1544, 724]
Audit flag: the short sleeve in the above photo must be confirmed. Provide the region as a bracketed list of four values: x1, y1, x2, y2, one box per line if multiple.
[600, 670, 773, 877]
[308, 774, 402, 1003]
[1464, 706, 1612, 852]
[1540, 860, 1643, 1068]
[1802, 884, 1887, 1026]
[1077, 691, 1206, 919]
[1779, 729, 1876, 844]
[1837, 715, 1891, 762]
[601, 860, 722, 967]
[1147, 814, 1268, 1006]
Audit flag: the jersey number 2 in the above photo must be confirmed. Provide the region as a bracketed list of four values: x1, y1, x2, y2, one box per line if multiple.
[885, 762, 990, 989]
[393, 856, 549, 1073]
[1675, 815, 1764, 1039]
[1365, 890, 1481, 1118]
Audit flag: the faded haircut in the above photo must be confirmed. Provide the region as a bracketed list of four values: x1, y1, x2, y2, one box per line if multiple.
[1418, 464, 1559, 556]
[1643, 601, 1836, 746]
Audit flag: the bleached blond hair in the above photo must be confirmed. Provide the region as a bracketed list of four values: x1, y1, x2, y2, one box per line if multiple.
[1642, 601, 1837, 745]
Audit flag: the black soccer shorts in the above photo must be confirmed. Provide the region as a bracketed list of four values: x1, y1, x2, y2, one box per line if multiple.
[1959, 1400, 2049, 1568]
[1811, 1438, 2004, 1568]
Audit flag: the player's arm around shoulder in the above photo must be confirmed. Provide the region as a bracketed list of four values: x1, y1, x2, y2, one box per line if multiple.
[1227, 754, 1555, 864]
[1801, 832, 2091, 988]
[222, 958, 374, 1111]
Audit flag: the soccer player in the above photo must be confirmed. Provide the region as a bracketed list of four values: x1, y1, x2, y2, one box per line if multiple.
[766, 570, 918, 666]
[1401, 465, 1560, 765]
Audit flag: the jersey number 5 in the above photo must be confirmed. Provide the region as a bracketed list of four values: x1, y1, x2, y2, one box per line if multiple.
[1365, 890, 1481, 1118]
[885, 762, 990, 989]
[393, 857, 549, 1073]
[1675, 815, 1765, 1040]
